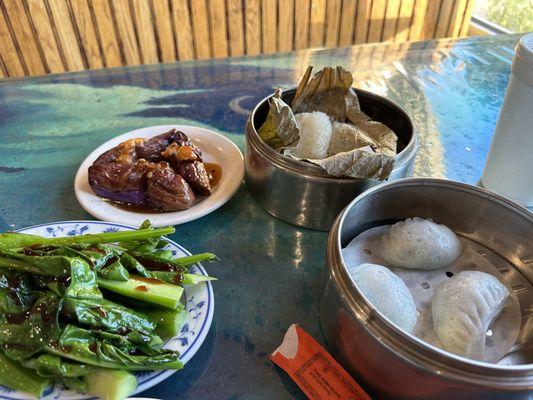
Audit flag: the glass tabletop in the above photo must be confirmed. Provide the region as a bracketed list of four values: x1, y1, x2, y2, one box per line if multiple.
[0, 33, 520, 399]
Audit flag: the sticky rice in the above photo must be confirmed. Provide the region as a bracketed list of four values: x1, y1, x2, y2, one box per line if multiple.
[288, 112, 332, 159]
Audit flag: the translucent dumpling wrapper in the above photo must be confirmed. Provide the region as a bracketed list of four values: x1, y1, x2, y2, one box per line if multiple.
[257, 66, 398, 180]
[342, 224, 522, 364]
[349, 263, 418, 333]
[431, 271, 510, 360]
[381, 217, 462, 270]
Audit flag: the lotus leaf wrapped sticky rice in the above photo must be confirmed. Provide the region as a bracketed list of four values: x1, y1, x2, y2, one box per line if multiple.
[257, 65, 399, 180]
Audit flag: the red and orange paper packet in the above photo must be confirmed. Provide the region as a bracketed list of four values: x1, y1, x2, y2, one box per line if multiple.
[270, 324, 372, 400]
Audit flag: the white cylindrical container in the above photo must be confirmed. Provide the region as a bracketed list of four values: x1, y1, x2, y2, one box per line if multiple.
[480, 33, 533, 207]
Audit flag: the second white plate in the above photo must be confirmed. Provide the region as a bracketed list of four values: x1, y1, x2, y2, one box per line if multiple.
[75, 125, 244, 227]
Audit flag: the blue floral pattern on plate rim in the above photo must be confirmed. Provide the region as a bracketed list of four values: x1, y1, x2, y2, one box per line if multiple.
[0, 221, 214, 400]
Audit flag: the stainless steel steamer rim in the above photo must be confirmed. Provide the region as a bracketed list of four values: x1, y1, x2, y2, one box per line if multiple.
[327, 178, 533, 389]
[247, 88, 418, 179]
[245, 88, 419, 231]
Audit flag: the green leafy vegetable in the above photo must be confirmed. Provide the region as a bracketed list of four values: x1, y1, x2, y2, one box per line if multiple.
[84, 369, 137, 400]
[148, 307, 188, 340]
[97, 275, 184, 310]
[150, 271, 216, 286]
[0, 351, 51, 397]
[119, 253, 151, 277]
[0, 269, 35, 314]
[64, 298, 155, 334]
[0, 252, 73, 276]
[97, 258, 130, 282]
[132, 252, 217, 272]
[0, 220, 215, 399]
[22, 354, 93, 378]
[47, 325, 183, 370]
[0, 292, 62, 360]
[0, 226, 174, 250]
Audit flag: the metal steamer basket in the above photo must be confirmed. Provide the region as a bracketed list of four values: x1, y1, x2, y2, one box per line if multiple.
[320, 178, 533, 399]
[245, 88, 418, 231]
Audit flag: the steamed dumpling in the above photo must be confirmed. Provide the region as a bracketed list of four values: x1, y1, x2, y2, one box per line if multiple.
[381, 217, 461, 270]
[431, 271, 509, 359]
[350, 263, 417, 333]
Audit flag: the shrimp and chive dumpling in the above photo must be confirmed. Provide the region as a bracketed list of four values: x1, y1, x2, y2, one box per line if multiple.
[431, 271, 509, 359]
[381, 217, 462, 270]
[350, 263, 418, 333]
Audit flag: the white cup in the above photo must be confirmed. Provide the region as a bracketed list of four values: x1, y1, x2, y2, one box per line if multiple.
[480, 33, 533, 208]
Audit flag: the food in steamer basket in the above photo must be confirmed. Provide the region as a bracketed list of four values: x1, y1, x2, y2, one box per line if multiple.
[342, 217, 520, 362]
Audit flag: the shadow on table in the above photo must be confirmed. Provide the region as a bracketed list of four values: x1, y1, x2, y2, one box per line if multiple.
[140, 322, 217, 399]
[272, 367, 308, 399]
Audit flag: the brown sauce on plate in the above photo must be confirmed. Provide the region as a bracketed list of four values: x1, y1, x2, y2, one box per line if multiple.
[135, 285, 149, 292]
[205, 162, 222, 187]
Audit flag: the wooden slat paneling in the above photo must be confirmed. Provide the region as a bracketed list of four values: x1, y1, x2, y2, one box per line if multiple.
[0, 59, 6, 78]
[338, 0, 356, 46]
[408, 0, 428, 41]
[152, 0, 176, 62]
[394, 0, 415, 42]
[382, 0, 401, 42]
[69, 0, 104, 69]
[25, 0, 65, 73]
[354, 0, 371, 44]
[131, 0, 158, 64]
[421, 0, 442, 40]
[2, 0, 46, 75]
[434, 0, 454, 38]
[324, 0, 341, 48]
[112, 0, 141, 65]
[244, 0, 261, 55]
[446, 0, 467, 37]
[294, 0, 310, 50]
[227, 0, 245, 56]
[309, 0, 326, 48]
[171, 0, 194, 61]
[459, 0, 475, 37]
[47, 0, 85, 71]
[190, 0, 211, 59]
[261, 0, 277, 53]
[278, 0, 294, 52]
[209, 0, 229, 57]
[367, 0, 386, 43]
[0, 0, 474, 79]
[91, 0, 123, 68]
[0, 5, 26, 76]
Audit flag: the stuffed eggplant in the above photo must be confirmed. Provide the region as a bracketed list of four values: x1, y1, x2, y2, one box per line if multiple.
[88, 129, 215, 211]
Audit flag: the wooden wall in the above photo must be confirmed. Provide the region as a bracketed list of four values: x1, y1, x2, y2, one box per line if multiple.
[0, 0, 475, 78]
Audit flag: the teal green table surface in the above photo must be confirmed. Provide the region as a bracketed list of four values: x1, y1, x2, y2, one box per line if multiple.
[0, 34, 519, 399]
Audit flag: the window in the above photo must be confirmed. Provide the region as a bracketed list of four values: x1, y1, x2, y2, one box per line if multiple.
[473, 0, 533, 34]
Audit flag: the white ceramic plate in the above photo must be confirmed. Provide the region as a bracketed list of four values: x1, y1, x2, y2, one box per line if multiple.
[75, 125, 244, 227]
[0, 221, 214, 400]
